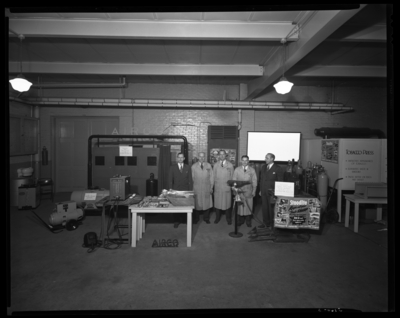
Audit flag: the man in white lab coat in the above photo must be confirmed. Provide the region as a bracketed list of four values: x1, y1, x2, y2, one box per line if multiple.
[212, 150, 234, 224]
[191, 152, 214, 224]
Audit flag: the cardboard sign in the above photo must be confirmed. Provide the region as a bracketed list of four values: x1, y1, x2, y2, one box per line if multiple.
[119, 146, 133, 156]
[83, 193, 97, 201]
[274, 181, 294, 197]
[274, 196, 321, 230]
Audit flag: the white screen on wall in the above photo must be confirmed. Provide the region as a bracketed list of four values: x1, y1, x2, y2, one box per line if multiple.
[247, 132, 301, 162]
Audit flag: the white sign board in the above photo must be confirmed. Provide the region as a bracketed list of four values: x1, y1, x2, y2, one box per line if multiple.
[340, 139, 382, 189]
[274, 182, 295, 197]
[119, 146, 133, 156]
[84, 193, 97, 201]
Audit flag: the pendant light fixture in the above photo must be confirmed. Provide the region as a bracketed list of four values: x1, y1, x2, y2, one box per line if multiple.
[273, 38, 293, 95]
[9, 34, 32, 93]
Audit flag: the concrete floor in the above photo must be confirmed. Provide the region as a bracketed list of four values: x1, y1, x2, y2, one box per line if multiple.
[8, 193, 391, 313]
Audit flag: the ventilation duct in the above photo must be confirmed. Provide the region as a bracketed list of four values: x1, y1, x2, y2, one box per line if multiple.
[314, 127, 385, 139]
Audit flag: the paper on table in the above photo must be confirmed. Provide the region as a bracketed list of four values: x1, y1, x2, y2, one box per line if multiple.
[274, 181, 294, 197]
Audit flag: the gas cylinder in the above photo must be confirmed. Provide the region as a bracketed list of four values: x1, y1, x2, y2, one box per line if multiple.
[42, 146, 48, 165]
[317, 168, 329, 209]
[146, 173, 158, 196]
[286, 160, 292, 173]
[296, 160, 304, 191]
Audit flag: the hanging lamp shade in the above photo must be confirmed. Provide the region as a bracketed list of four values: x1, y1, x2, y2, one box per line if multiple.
[9, 74, 32, 92]
[273, 76, 293, 95]
[9, 34, 32, 93]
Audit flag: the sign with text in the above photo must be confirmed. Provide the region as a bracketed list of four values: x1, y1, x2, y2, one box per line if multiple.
[83, 193, 97, 201]
[119, 146, 132, 156]
[340, 139, 382, 189]
[274, 181, 295, 197]
[274, 196, 321, 230]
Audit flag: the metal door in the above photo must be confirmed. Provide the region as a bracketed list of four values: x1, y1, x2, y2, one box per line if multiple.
[55, 117, 118, 192]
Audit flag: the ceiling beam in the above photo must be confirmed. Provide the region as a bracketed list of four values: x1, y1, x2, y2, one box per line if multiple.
[8, 62, 264, 76]
[8, 19, 298, 41]
[291, 65, 387, 77]
[245, 5, 367, 100]
[326, 24, 387, 42]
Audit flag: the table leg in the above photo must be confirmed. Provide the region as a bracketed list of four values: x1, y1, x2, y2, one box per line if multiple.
[143, 214, 146, 234]
[131, 212, 137, 247]
[138, 214, 142, 239]
[187, 212, 192, 247]
[137, 214, 141, 240]
[345, 199, 350, 228]
[376, 204, 383, 221]
[128, 207, 131, 246]
[354, 203, 359, 233]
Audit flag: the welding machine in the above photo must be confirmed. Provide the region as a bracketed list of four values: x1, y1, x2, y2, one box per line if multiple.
[109, 175, 131, 200]
[18, 184, 40, 209]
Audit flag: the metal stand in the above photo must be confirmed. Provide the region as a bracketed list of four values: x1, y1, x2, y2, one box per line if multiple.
[229, 188, 243, 238]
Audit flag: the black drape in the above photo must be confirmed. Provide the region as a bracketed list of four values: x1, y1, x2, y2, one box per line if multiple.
[158, 145, 171, 193]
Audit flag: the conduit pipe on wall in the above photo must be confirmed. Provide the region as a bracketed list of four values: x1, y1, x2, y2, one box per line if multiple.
[14, 97, 353, 112]
[238, 109, 242, 130]
[32, 77, 127, 89]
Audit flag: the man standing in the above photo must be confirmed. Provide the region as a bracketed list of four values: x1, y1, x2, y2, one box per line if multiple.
[212, 150, 234, 224]
[232, 155, 257, 227]
[191, 152, 214, 224]
[259, 153, 284, 229]
[168, 152, 193, 228]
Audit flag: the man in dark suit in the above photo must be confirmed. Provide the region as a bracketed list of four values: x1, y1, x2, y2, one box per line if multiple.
[168, 152, 193, 228]
[259, 153, 284, 229]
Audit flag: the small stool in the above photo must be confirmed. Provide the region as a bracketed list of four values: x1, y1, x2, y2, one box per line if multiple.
[38, 178, 54, 202]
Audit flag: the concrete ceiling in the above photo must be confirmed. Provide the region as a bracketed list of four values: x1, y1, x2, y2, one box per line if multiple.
[6, 5, 389, 99]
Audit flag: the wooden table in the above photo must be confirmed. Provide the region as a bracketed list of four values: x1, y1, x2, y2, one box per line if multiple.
[344, 194, 387, 233]
[129, 205, 194, 247]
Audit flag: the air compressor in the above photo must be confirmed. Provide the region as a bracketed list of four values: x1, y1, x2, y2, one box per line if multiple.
[146, 173, 158, 196]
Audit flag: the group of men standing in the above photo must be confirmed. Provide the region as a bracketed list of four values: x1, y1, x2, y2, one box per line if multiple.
[168, 150, 284, 229]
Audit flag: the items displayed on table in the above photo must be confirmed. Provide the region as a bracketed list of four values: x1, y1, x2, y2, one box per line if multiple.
[136, 189, 195, 208]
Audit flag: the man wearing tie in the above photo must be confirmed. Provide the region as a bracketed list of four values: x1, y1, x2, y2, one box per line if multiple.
[232, 155, 257, 227]
[259, 153, 284, 229]
[191, 152, 214, 224]
[212, 150, 234, 224]
[168, 152, 193, 228]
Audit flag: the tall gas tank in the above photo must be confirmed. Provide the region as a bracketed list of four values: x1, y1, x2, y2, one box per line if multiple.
[146, 173, 158, 196]
[317, 168, 329, 209]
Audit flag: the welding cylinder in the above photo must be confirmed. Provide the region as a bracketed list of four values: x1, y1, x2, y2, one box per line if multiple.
[146, 173, 158, 196]
[317, 169, 329, 209]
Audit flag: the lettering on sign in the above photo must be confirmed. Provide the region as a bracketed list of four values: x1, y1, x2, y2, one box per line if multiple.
[345, 149, 374, 155]
[152, 239, 179, 248]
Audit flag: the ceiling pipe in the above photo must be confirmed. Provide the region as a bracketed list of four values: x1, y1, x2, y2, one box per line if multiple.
[14, 97, 353, 112]
[31, 77, 127, 89]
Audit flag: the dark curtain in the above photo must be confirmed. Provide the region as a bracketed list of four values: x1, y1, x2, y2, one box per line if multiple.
[158, 145, 171, 193]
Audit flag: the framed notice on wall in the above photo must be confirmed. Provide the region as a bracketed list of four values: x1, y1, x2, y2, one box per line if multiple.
[321, 140, 339, 163]
[209, 148, 237, 166]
